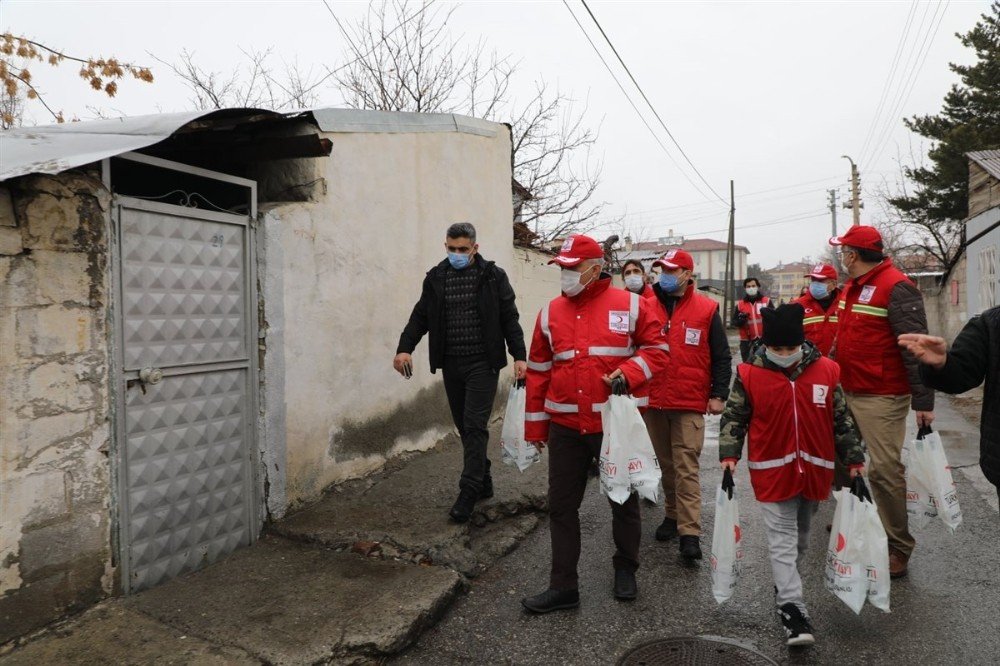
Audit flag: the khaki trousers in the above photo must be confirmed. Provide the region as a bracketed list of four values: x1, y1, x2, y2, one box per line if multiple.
[643, 410, 705, 536]
[845, 393, 915, 556]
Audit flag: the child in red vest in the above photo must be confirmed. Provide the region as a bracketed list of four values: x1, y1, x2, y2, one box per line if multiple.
[719, 303, 865, 647]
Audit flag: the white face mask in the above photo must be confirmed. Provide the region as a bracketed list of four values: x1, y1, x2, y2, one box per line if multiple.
[745, 286, 759, 297]
[766, 347, 803, 368]
[624, 275, 645, 293]
[561, 265, 598, 297]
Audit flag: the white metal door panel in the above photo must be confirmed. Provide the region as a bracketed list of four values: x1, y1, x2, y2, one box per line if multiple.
[116, 199, 256, 592]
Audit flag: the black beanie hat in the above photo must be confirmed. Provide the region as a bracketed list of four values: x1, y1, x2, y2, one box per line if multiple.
[762, 303, 805, 347]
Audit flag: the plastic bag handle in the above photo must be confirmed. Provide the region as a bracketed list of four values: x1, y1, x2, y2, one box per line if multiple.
[850, 475, 873, 503]
[916, 424, 934, 440]
[721, 467, 735, 500]
[514, 378, 526, 389]
[610, 375, 629, 396]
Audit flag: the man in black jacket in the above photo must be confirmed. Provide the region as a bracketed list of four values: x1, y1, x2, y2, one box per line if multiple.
[899, 305, 1000, 502]
[394, 223, 527, 523]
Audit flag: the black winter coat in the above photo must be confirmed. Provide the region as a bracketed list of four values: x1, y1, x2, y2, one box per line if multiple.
[396, 256, 527, 373]
[919, 306, 1000, 488]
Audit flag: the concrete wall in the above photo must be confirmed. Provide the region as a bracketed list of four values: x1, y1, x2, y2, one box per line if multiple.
[259, 124, 514, 509]
[509, 246, 559, 336]
[914, 254, 969, 345]
[0, 173, 113, 643]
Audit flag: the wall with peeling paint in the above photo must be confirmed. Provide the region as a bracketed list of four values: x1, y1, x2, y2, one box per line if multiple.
[259, 125, 515, 510]
[0, 172, 114, 643]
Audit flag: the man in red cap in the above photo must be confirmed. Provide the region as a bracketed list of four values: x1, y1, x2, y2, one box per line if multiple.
[796, 263, 840, 357]
[829, 225, 935, 579]
[636, 249, 731, 561]
[521, 234, 669, 613]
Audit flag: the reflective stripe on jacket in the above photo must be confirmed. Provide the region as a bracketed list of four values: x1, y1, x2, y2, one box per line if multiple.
[738, 357, 841, 502]
[635, 287, 718, 412]
[525, 277, 669, 441]
[834, 260, 912, 395]
[796, 292, 839, 357]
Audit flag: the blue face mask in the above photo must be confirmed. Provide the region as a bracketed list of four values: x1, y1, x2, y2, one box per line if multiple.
[659, 272, 681, 293]
[809, 282, 828, 299]
[448, 252, 471, 270]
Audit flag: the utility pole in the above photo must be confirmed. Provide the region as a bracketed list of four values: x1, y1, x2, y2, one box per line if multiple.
[841, 155, 863, 225]
[722, 180, 736, 325]
[827, 188, 839, 236]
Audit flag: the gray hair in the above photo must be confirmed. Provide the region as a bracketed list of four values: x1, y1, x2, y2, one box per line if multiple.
[446, 222, 477, 243]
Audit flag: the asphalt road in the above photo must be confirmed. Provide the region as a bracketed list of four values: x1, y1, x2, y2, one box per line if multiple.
[394, 397, 1000, 665]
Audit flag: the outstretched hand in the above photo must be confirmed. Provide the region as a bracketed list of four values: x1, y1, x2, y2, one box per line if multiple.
[897, 333, 947, 370]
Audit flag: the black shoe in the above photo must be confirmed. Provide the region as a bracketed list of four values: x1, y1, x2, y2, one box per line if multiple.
[449, 489, 477, 523]
[521, 588, 580, 614]
[613, 569, 637, 600]
[679, 535, 702, 560]
[655, 517, 678, 541]
[778, 603, 815, 646]
[478, 476, 494, 501]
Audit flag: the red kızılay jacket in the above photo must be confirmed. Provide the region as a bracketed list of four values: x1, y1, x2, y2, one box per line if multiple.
[796, 291, 839, 357]
[525, 277, 669, 441]
[634, 286, 718, 412]
[735, 296, 771, 341]
[738, 356, 841, 502]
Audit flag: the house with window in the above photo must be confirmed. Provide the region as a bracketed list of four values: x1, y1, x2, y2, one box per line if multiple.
[966, 150, 1000, 314]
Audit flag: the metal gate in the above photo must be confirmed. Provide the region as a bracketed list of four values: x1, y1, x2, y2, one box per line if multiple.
[112, 157, 260, 592]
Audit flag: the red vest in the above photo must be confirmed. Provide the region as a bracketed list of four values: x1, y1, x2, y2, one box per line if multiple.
[834, 260, 912, 395]
[637, 286, 718, 412]
[736, 297, 770, 341]
[738, 358, 841, 503]
[797, 291, 840, 357]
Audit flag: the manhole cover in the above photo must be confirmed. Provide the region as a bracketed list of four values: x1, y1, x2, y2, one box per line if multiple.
[618, 636, 777, 666]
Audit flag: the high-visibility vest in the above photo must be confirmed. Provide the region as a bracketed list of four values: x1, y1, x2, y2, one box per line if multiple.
[738, 357, 841, 503]
[797, 291, 840, 357]
[736, 297, 770, 341]
[835, 260, 913, 395]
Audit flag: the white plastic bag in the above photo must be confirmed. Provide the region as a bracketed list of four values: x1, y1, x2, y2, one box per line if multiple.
[500, 383, 539, 472]
[599, 394, 661, 504]
[710, 471, 742, 604]
[902, 444, 937, 530]
[904, 428, 962, 532]
[825, 481, 891, 614]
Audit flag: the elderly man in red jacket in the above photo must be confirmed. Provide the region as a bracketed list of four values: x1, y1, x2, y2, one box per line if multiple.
[521, 234, 669, 613]
[829, 225, 934, 579]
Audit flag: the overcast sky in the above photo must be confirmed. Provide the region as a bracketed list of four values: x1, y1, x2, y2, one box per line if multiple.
[3, 0, 990, 268]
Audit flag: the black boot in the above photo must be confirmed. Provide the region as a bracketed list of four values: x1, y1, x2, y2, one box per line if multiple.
[679, 535, 702, 561]
[449, 489, 478, 523]
[521, 588, 580, 614]
[655, 516, 678, 541]
[478, 475, 494, 501]
[613, 569, 637, 600]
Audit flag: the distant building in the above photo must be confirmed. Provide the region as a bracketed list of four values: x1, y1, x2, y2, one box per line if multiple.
[617, 229, 750, 283]
[966, 150, 1000, 314]
[763, 260, 814, 303]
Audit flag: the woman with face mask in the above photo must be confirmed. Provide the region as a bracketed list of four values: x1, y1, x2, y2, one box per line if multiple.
[795, 264, 841, 357]
[733, 277, 774, 362]
[718, 303, 864, 647]
[621, 259, 653, 298]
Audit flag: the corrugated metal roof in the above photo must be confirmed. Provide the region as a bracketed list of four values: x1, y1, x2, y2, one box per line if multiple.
[0, 107, 504, 182]
[969, 150, 1000, 180]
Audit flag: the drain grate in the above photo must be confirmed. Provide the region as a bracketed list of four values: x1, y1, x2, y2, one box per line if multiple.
[618, 636, 778, 666]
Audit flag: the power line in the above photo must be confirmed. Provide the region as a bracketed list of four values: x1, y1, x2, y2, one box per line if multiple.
[560, 0, 719, 203]
[577, 0, 727, 205]
[857, 1, 919, 163]
[864, 0, 950, 170]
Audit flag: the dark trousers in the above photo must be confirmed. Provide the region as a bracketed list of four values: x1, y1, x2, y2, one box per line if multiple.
[442, 354, 499, 494]
[548, 422, 641, 591]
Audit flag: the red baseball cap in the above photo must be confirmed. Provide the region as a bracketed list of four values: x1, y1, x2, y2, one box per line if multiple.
[653, 249, 694, 272]
[805, 263, 838, 281]
[829, 225, 884, 253]
[548, 234, 604, 267]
